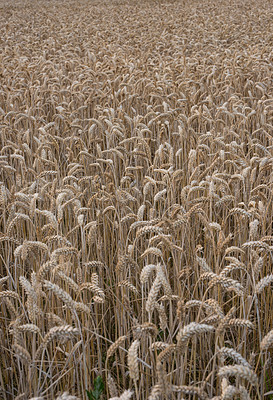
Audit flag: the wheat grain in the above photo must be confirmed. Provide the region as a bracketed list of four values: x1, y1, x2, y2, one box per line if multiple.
[127, 339, 140, 381]
[260, 329, 273, 351]
[55, 393, 79, 400]
[43, 280, 75, 310]
[218, 347, 251, 368]
[107, 336, 127, 358]
[218, 365, 258, 386]
[177, 323, 215, 351]
[109, 390, 134, 400]
[172, 385, 208, 399]
[255, 274, 273, 294]
[13, 343, 32, 364]
[1, 1, 272, 397]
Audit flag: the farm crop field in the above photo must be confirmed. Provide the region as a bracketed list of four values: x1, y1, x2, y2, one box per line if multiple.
[0, 0, 273, 399]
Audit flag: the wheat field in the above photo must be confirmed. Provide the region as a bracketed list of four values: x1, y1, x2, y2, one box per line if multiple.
[0, 0, 273, 399]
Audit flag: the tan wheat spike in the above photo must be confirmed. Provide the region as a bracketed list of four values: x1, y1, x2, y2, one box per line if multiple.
[200, 272, 218, 281]
[26, 297, 42, 322]
[228, 319, 254, 330]
[0, 236, 20, 245]
[205, 299, 224, 317]
[154, 189, 167, 203]
[46, 235, 72, 247]
[141, 247, 163, 258]
[17, 324, 41, 334]
[155, 302, 168, 330]
[208, 275, 245, 296]
[172, 385, 208, 399]
[156, 264, 172, 296]
[224, 256, 245, 267]
[50, 247, 78, 262]
[24, 240, 48, 253]
[127, 339, 140, 381]
[55, 392, 80, 400]
[130, 220, 160, 232]
[91, 273, 99, 286]
[43, 280, 74, 310]
[73, 301, 91, 314]
[225, 247, 245, 255]
[107, 373, 119, 398]
[76, 267, 83, 286]
[79, 283, 105, 301]
[185, 299, 207, 310]
[201, 314, 221, 325]
[84, 261, 105, 269]
[121, 213, 137, 224]
[221, 385, 251, 400]
[196, 255, 212, 272]
[242, 241, 270, 251]
[159, 294, 180, 301]
[133, 322, 158, 338]
[56, 270, 79, 292]
[46, 313, 67, 326]
[92, 295, 105, 304]
[237, 386, 250, 400]
[7, 213, 33, 236]
[107, 335, 127, 358]
[146, 276, 162, 313]
[157, 344, 176, 363]
[154, 361, 171, 396]
[109, 390, 133, 400]
[227, 208, 252, 219]
[254, 256, 264, 279]
[0, 290, 20, 300]
[36, 325, 80, 359]
[136, 225, 163, 239]
[260, 329, 273, 351]
[35, 209, 58, 227]
[118, 280, 138, 294]
[19, 276, 37, 299]
[148, 384, 167, 400]
[44, 326, 80, 345]
[150, 342, 170, 351]
[140, 264, 157, 284]
[218, 365, 258, 386]
[220, 263, 247, 277]
[3, 298, 17, 317]
[13, 343, 32, 364]
[216, 306, 237, 335]
[255, 274, 273, 294]
[177, 323, 215, 351]
[218, 347, 251, 368]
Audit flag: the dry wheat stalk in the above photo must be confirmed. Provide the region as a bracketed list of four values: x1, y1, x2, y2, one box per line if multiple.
[1, 0, 273, 397]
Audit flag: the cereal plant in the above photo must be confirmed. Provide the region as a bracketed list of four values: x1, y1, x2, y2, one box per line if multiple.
[0, 0, 273, 399]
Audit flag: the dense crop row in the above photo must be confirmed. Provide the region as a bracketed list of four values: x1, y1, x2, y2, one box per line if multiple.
[0, 0, 273, 399]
